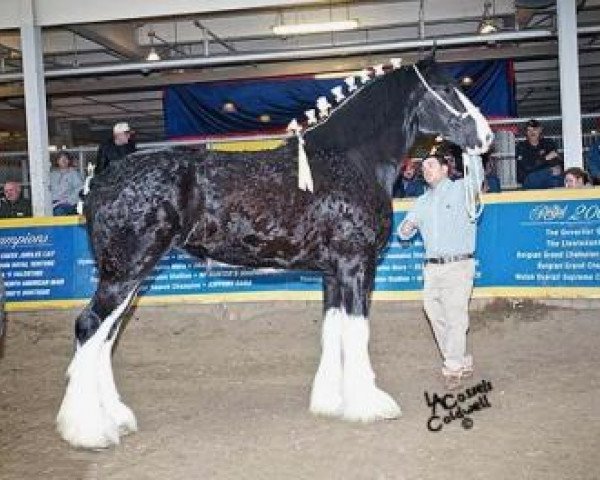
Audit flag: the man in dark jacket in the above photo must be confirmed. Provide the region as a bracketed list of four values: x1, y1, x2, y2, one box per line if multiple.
[95, 122, 137, 175]
[0, 181, 32, 218]
[516, 119, 563, 189]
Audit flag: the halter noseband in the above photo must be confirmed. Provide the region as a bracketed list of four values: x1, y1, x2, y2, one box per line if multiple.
[412, 64, 470, 119]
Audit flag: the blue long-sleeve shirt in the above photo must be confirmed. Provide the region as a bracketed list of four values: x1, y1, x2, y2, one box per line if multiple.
[398, 157, 483, 258]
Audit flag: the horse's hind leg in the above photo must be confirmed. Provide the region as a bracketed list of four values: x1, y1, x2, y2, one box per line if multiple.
[337, 257, 401, 422]
[310, 274, 344, 417]
[57, 281, 137, 449]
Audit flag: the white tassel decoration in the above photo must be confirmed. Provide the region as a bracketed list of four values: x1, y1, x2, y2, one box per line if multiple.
[305, 109, 318, 125]
[287, 118, 302, 134]
[344, 76, 357, 92]
[331, 85, 345, 103]
[359, 69, 371, 84]
[390, 57, 403, 69]
[316, 96, 332, 119]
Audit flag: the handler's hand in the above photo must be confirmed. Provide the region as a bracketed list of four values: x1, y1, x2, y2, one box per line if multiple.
[399, 220, 417, 237]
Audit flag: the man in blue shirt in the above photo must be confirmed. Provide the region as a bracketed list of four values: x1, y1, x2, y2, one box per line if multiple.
[398, 152, 483, 390]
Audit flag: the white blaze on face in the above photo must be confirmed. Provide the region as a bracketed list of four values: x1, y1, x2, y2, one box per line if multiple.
[455, 88, 494, 154]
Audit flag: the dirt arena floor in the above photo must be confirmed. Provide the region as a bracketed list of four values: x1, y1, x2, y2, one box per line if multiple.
[1, 299, 599, 480]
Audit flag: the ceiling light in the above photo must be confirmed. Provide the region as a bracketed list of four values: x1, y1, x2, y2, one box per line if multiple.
[146, 47, 160, 62]
[461, 76, 473, 86]
[273, 19, 359, 36]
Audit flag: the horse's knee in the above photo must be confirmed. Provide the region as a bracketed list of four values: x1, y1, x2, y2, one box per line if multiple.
[75, 306, 102, 346]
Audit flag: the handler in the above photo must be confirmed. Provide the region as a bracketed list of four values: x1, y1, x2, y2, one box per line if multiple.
[398, 151, 484, 390]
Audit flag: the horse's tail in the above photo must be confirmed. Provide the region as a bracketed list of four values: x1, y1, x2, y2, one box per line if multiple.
[76, 163, 96, 215]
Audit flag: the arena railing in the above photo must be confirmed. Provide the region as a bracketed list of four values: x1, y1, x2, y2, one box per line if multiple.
[1, 113, 599, 198]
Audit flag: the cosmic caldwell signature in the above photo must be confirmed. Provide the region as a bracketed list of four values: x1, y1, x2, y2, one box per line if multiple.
[425, 379, 493, 432]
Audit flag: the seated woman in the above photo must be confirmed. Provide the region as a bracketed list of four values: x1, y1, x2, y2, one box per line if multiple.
[564, 167, 591, 188]
[393, 157, 426, 198]
[49, 151, 84, 216]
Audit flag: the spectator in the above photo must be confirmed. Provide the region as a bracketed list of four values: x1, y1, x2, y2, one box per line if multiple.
[564, 167, 591, 188]
[95, 122, 136, 175]
[482, 153, 501, 193]
[49, 151, 84, 216]
[0, 181, 32, 218]
[393, 158, 426, 198]
[587, 133, 600, 185]
[516, 119, 563, 189]
[445, 143, 464, 181]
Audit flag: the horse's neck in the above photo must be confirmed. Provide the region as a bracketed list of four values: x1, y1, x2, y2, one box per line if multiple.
[305, 106, 418, 196]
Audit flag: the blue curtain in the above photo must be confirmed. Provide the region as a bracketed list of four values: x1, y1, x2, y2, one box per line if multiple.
[164, 60, 516, 138]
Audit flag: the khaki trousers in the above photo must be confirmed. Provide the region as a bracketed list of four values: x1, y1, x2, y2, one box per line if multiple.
[423, 258, 475, 372]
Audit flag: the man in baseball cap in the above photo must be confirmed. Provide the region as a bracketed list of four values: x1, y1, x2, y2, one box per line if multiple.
[94, 121, 137, 175]
[515, 118, 563, 189]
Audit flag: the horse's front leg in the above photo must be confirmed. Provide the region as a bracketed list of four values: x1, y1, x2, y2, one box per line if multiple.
[338, 259, 401, 422]
[57, 284, 137, 449]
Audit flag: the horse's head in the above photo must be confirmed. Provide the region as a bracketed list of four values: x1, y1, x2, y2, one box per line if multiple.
[412, 58, 493, 155]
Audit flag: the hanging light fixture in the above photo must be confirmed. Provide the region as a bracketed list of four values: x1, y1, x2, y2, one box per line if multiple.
[146, 29, 161, 61]
[478, 1, 498, 34]
[146, 47, 160, 61]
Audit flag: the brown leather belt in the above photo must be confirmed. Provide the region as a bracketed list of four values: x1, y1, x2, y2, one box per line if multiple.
[424, 253, 474, 265]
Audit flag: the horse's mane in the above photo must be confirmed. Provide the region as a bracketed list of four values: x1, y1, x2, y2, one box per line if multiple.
[292, 61, 422, 153]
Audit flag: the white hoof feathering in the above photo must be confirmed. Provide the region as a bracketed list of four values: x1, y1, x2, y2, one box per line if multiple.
[57, 293, 135, 449]
[98, 340, 138, 436]
[310, 308, 343, 417]
[341, 314, 401, 422]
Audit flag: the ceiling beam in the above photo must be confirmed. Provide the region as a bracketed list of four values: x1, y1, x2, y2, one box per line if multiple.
[67, 23, 146, 61]
[0, 1, 346, 28]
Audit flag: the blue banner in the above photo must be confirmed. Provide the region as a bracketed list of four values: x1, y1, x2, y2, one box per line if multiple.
[0, 190, 598, 310]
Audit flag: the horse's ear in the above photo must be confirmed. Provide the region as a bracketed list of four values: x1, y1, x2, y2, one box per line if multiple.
[419, 53, 436, 71]
[423, 42, 438, 67]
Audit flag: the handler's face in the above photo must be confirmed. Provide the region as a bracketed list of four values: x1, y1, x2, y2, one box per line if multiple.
[422, 157, 448, 186]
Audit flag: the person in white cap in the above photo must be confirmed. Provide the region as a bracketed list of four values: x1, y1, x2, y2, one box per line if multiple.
[94, 121, 137, 174]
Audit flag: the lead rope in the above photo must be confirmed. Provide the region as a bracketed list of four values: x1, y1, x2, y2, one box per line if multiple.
[462, 152, 484, 222]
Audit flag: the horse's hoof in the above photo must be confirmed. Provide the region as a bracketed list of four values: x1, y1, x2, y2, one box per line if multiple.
[111, 402, 138, 436]
[56, 415, 120, 450]
[342, 386, 402, 422]
[309, 394, 343, 418]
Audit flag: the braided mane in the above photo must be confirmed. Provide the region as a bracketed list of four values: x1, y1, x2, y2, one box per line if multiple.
[287, 59, 419, 153]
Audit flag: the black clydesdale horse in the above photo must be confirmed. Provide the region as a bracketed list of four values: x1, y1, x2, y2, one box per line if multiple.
[57, 57, 492, 449]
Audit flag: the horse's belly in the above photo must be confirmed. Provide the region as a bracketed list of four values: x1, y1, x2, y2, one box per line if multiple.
[202, 234, 322, 271]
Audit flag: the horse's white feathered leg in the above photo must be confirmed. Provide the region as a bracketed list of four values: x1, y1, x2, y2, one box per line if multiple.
[341, 313, 401, 422]
[57, 292, 134, 449]
[310, 308, 343, 417]
[98, 331, 137, 436]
